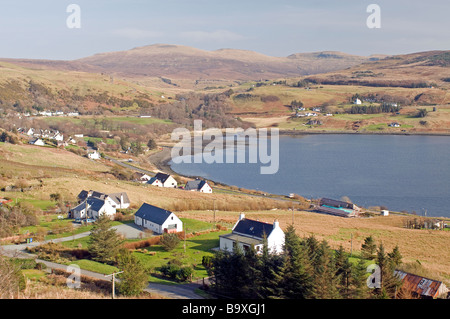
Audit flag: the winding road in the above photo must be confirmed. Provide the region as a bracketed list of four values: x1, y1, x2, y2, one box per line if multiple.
[0, 226, 205, 299]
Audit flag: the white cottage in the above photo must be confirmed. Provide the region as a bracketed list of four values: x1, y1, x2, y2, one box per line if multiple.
[184, 179, 212, 193]
[134, 203, 183, 234]
[71, 197, 116, 220]
[219, 214, 285, 255]
[147, 172, 177, 188]
[88, 150, 101, 160]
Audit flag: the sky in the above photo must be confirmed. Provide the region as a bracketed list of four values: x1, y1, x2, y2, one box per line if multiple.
[0, 0, 449, 60]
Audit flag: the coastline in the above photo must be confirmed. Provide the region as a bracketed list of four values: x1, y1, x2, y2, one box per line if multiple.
[278, 129, 450, 137]
[148, 132, 450, 220]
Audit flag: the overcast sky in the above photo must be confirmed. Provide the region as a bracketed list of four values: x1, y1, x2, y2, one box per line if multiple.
[0, 0, 448, 60]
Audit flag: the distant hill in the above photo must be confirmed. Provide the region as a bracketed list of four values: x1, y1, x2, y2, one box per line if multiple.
[74, 44, 378, 80]
[302, 50, 450, 88]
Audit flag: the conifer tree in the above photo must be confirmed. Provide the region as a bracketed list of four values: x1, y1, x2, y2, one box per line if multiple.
[116, 248, 149, 296]
[280, 225, 312, 299]
[388, 245, 403, 268]
[335, 245, 352, 298]
[351, 258, 372, 299]
[310, 240, 341, 299]
[257, 236, 284, 299]
[88, 215, 123, 264]
[375, 243, 402, 299]
[361, 236, 377, 260]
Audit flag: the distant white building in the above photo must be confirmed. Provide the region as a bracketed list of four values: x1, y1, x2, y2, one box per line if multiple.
[87, 150, 101, 160]
[185, 179, 213, 193]
[29, 138, 45, 146]
[354, 98, 362, 105]
[139, 174, 152, 183]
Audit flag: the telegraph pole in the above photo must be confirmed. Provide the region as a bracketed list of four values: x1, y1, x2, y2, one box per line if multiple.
[213, 199, 216, 224]
[350, 233, 353, 257]
[104, 271, 124, 299]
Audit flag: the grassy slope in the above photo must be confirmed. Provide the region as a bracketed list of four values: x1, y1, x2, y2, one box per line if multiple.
[1, 129, 449, 285]
[227, 83, 450, 133]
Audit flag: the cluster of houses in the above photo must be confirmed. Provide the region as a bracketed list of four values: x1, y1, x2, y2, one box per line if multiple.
[18, 127, 64, 146]
[137, 172, 213, 193]
[17, 110, 79, 118]
[17, 127, 91, 150]
[67, 188, 448, 299]
[70, 190, 130, 220]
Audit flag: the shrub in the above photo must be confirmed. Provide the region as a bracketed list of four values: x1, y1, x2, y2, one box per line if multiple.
[11, 258, 37, 270]
[159, 261, 194, 282]
[160, 233, 180, 251]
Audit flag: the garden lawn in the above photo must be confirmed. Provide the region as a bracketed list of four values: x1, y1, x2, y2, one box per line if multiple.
[134, 230, 229, 283]
[68, 259, 120, 275]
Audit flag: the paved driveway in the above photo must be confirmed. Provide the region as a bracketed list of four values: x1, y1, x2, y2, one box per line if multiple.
[112, 223, 152, 239]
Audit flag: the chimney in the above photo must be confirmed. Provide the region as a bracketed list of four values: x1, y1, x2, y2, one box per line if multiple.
[239, 213, 245, 221]
[273, 219, 279, 229]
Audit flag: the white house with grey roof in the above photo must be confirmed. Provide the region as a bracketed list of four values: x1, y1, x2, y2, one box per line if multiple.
[77, 190, 130, 209]
[71, 197, 116, 220]
[184, 179, 212, 193]
[134, 203, 182, 234]
[219, 213, 285, 255]
[147, 173, 178, 188]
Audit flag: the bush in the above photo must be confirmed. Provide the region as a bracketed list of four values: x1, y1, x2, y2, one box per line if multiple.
[178, 266, 194, 282]
[11, 258, 37, 270]
[160, 233, 180, 251]
[159, 261, 194, 282]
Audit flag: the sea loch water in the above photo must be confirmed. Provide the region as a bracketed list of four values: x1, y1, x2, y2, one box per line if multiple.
[170, 134, 450, 218]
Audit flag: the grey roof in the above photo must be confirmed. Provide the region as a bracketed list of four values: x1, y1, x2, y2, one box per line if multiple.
[233, 218, 274, 239]
[134, 203, 173, 225]
[154, 173, 171, 183]
[77, 190, 129, 205]
[108, 192, 130, 205]
[185, 179, 207, 191]
[72, 197, 105, 213]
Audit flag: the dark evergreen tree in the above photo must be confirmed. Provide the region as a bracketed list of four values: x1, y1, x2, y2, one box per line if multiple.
[351, 258, 372, 299]
[116, 249, 149, 296]
[388, 245, 403, 269]
[310, 240, 341, 299]
[361, 236, 377, 260]
[375, 243, 402, 299]
[88, 215, 123, 265]
[280, 225, 312, 299]
[335, 245, 352, 298]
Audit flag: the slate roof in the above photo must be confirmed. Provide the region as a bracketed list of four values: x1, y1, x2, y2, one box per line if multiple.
[185, 179, 207, 191]
[108, 192, 130, 205]
[233, 218, 274, 239]
[72, 197, 105, 213]
[77, 190, 129, 205]
[134, 203, 173, 225]
[154, 173, 171, 183]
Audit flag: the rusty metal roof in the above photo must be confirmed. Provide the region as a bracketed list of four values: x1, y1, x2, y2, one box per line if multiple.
[395, 270, 449, 298]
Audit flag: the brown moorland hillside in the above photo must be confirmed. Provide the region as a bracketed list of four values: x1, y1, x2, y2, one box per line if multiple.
[302, 50, 450, 89]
